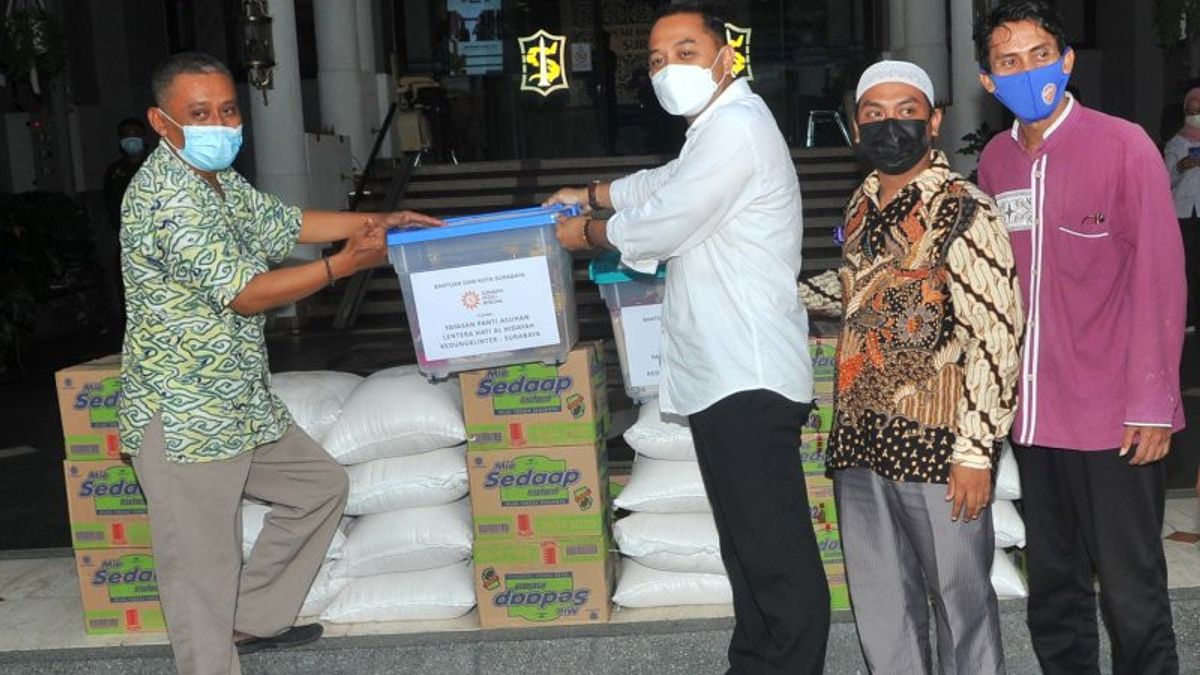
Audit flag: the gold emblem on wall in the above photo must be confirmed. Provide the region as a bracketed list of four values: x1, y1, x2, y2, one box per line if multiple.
[725, 23, 752, 81]
[518, 29, 569, 96]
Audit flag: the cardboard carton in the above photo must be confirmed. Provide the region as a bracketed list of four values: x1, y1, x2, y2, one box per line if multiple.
[473, 535, 613, 629]
[55, 356, 123, 461]
[74, 548, 165, 635]
[825, 562, 851, 611]
[799, 432, 828, 475]
[810, 339, 837, 385]
[63, 460, 151, 549]
[807, 482, 838, 526]
[459, 342, 609, 450]
[804, 402, 835, 434]
[468, 442, 609, 540]
[814, 523, 843, 565]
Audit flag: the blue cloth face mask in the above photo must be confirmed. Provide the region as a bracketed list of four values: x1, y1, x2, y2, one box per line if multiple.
[987, 48, 1072, 124]
[119, 136, 144, 157]
[158, 110, 243, 172]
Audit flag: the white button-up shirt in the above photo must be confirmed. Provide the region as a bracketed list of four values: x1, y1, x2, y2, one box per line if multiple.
[1164, 132, 1200, 218]
[606, 78, 813, 416]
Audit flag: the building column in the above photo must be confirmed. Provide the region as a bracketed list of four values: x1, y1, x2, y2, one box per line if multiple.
[939, 0, 1000, 172]
[888, 0, 907, 55]
[900, 0, 949, 106]
[249, 0, 314, 262]
[356, 0, 381, 161]
[313, 0, 370, 167]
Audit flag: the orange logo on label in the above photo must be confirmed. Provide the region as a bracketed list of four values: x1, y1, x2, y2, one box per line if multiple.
[1041, 83, 1056, 104]
[462, 290, 481, 310]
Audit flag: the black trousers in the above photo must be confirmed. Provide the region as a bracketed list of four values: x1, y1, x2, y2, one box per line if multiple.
[1014, 444, 1178, 675]
[689, 390, 830, 675]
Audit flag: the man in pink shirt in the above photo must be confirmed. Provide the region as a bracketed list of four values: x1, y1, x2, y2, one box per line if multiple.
[974, 2, 1185, 674]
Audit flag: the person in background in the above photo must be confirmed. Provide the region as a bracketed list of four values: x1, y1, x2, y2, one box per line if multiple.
[121, 51, 440, 675]
[974, 2, 1185, 673]
[1164, 87, 1200, 336]
[545, 4, 830, 672]
[801, 61, 1022, 674]
[104, 117, 150, 233]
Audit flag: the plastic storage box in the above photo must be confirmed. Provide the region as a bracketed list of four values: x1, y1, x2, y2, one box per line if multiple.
[588, 253, 666, 403]
[387, 205, 581, 380]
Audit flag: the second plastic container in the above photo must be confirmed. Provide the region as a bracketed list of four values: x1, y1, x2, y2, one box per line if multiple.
[588, 253, 666, 403]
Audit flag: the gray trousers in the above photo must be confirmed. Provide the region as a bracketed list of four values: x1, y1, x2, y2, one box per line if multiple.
[835, 467, 1005, 675]
[131, 416, 348, 675]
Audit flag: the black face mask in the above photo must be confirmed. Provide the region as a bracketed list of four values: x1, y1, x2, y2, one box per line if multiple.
[856, 119, 931, 175]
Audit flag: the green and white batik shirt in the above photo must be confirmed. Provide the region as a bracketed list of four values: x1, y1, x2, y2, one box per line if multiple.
[118, 144, 301, 463]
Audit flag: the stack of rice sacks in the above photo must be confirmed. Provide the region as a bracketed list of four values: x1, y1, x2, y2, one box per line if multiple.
[262, 367, 476, 624]
[610, 397, 731, 608]
[991, 440, 1028, 599]
[610, 330, 850, 611]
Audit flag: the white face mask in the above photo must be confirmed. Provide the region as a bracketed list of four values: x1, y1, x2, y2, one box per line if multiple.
[651, 47, 729, 117]
[1187, 114, 1200, 129]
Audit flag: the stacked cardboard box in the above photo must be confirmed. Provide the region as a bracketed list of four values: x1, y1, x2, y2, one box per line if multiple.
[56, 356, 165, 635]
[803, 332, 849, 611]
[460, 342, 616, 629]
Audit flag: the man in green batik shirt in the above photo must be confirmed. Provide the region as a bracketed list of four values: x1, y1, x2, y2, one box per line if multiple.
[119, 52, 440, 675]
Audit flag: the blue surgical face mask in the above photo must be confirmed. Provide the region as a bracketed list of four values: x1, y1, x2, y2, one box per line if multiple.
[987, 48, 1072, 124]
[119, 136, 144, 157]
[158, 110, 243, 172]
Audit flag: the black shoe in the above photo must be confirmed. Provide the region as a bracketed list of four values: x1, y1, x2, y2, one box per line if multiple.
[236, 623, 324, 655]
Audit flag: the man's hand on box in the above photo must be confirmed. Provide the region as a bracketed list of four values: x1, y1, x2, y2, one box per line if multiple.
[335, 219, 387, 276]
[381, 210, 443, 231]
[544, 187, 591, 213]
[555, 214, 592, 252]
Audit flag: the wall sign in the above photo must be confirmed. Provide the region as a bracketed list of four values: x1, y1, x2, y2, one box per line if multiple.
[725, 23, 753, 81]
[518, 29, 569, 96]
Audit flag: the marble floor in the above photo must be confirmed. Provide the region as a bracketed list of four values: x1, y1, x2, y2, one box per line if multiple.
[3, 497, 1200, 653]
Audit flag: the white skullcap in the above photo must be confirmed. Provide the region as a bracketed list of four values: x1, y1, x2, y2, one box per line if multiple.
[855, 60, 936, 105]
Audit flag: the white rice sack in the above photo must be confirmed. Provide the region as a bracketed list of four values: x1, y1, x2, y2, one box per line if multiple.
[300, 558, 350, 617]
[991, 549, 1028, 599]
[344, 500, 472, 576]
[613, 512, 724, 574]
[242, 502, 348, 561]
[324, 366, 466, 465]
[995, 440, 1021, 501]
[271, 371, 363, 443]
[320, 561, 476, 624]
[345, 445, 468, 516]
[614, 456, 710, 513]
[613, 558, 731, 608]
[622, 398, 696, 461]
[993, 499, 1026, 549]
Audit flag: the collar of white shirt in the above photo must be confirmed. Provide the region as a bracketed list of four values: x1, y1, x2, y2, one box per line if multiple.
[688, 78, 753, 135]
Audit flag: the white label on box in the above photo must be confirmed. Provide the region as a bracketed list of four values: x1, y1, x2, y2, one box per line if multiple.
[410, 256, 561, 361]
[620, 304, 663, 388]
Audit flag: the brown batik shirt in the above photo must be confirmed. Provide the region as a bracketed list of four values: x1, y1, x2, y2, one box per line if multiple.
[803, 151, 1024, 484]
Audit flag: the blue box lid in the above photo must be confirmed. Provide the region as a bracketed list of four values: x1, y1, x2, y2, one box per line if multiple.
[588, 251, 667, 284]
[386, 204, 581, 246]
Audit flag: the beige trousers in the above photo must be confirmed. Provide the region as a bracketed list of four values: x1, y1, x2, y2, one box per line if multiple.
[131, 416, 348, 675]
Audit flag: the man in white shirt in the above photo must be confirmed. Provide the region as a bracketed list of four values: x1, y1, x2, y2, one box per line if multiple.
[546, 4, 829, 673]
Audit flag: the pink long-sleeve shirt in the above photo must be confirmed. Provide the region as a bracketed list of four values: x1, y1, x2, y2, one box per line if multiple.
[977, 96, 1186, 450]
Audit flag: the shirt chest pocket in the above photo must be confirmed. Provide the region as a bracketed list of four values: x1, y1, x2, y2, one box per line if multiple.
[1050, 209, 1118, 281]
[1055, 209, 1110, 240]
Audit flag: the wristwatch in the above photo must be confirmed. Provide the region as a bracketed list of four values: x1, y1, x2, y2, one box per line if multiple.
[587, 180, 601, 211]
